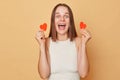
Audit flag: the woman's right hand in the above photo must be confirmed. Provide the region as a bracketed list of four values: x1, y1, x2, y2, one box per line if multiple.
[35, 29, 46, 47]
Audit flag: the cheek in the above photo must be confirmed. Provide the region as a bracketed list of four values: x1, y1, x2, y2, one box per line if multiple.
[55, 19, 59, 26]
[66, 20, 70, 30]
[66, 25, 69, 30]
[66, 18, 70, 24]
[55, 17, 59, 22]
[66, 20, 70, 27]
[54, 20, 58, 30]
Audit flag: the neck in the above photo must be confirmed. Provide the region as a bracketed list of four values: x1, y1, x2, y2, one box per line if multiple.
[57, 33, 68, 41]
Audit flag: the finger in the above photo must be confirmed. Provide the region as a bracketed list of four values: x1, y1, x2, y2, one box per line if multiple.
[81, 31, 90, 38]
[41, 33, 45, 39]
[36, 32, 45, 39]
[39, 28, 44, 32]
[40, 37, 45, 40]
[81, 29, 91, 37]
[36, 31, 45, 37]
[80, 30, 88, 35]
[38, 30, 44, 34]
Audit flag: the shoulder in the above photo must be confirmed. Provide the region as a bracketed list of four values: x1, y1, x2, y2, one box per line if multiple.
[74, 37, 81, 53]
[45, 37, 50, 42]
[74, 37, 81, 47]
[45, 37, 50, 48]
[75, 37, 81, 44]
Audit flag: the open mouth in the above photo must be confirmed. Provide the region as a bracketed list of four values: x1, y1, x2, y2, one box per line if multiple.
[58, 24, 66, 30]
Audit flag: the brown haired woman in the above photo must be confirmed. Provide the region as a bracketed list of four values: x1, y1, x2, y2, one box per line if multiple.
[35, 3, 91, 80]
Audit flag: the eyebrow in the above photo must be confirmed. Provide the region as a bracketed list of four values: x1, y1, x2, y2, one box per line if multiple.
[55, 12, 69, 14]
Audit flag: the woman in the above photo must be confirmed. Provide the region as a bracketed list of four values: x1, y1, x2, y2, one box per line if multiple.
[35, 3, 91, 80]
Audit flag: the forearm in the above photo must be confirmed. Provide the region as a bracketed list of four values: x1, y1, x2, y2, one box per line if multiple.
[78, 43, 89, 78]
[38, 47, 50, 79]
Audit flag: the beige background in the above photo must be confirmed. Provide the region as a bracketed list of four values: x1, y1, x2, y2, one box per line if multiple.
[0, 0, 120, 80]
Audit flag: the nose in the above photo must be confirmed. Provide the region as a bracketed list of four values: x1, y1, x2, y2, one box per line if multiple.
[60, 16, 65, 21]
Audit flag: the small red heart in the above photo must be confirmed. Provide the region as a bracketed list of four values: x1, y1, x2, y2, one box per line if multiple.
[80, 21, 87, 29]
[39, 23, 47, 31]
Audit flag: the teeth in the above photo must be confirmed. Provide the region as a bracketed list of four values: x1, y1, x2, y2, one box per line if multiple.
[58, 24, 66, 26]
[58, 24, 66, 30]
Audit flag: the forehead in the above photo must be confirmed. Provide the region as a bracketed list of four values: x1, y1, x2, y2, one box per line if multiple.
[55, 6, 69, 13]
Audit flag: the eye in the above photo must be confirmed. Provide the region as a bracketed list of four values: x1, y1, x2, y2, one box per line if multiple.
[64, 15, 69, 18]
[55, 15, 61, 18]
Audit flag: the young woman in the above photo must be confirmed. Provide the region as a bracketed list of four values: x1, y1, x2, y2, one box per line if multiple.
[35, 3, 91, 80]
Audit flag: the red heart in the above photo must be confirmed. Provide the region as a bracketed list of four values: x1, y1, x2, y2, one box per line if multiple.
[39, 23, 47, 31]
[80, 21, 87, 29]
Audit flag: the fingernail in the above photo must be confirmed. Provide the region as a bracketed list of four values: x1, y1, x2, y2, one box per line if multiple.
[41, 37, 43, 39]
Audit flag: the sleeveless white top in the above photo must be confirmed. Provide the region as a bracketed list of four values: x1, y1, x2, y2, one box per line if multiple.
[49, 38, 80, 80]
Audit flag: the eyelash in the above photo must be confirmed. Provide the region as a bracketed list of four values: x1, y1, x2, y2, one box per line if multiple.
[55, 15, 69, 19]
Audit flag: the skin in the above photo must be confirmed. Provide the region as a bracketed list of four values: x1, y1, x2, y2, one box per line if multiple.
[35, 6, 91, 79]
[54, 6, 70, 41]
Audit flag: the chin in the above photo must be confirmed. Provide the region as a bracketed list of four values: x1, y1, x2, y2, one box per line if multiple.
[57, 31, 68, 35]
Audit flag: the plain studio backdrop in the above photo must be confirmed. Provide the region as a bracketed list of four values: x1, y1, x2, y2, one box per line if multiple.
[0, 0, 120, 80]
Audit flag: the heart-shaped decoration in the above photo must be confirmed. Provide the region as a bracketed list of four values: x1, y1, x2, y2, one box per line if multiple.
[39, 23, 47, 31]
[80, 21, 87, 29]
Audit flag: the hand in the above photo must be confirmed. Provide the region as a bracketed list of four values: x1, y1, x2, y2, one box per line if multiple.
[35, 29, 46, 46]
[80, 29, 91, 44]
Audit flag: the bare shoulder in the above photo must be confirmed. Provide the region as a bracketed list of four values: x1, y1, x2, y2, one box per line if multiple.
[45, 37, 50, 64]
[75, 37, 81, 46]
[45, 37, 50, 42]
[45, 37, 50, 48]
[74, 37, 81, 52]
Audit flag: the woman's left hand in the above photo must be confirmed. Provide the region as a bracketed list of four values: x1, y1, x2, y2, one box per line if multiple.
[80, 29, 91, 44]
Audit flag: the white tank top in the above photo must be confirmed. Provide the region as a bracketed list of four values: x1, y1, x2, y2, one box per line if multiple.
[49, 38, 80, 80]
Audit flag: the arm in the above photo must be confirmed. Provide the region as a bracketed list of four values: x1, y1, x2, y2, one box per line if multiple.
[77, 39, 89, 78]
[77, 29, 91, 78]
[35, 31, 50, 79]
[38, 43, 50, 79]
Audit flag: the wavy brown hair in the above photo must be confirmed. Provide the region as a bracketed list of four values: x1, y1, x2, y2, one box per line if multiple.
[49, 3, 77, 41]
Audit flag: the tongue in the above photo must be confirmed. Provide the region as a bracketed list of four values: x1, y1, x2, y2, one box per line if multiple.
[59, 26, 65, 30]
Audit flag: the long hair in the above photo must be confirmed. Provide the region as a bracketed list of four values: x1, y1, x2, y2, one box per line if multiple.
[49, 3, 77, 41]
